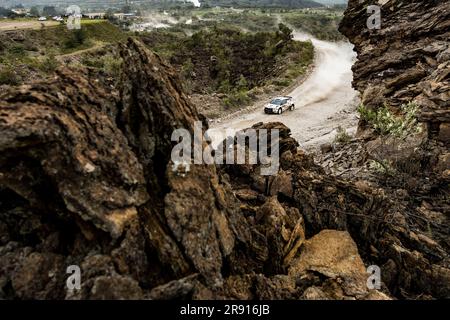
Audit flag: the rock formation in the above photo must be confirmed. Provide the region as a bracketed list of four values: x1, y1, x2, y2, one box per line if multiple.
[0, 0, 449, 299]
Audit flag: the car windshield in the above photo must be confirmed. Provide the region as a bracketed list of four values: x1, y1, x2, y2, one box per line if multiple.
[270, 99, 286, 105]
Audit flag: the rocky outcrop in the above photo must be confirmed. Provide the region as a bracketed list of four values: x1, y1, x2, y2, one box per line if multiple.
[0, 37, 386, 299]
[339, 0, 449, 142]
[0, 38, 245, 298]
[0, 33, 449, 300]
[329, 0, 450, 299]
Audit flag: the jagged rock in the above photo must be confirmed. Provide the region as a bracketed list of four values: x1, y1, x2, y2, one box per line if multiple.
[338, 1, 450, 299]
[320, 143, 333, 154]
[340, 0, 450, 141]
[0, 68, 149, 239]
[0, 13, 449, 300]
[268, 170, 293, 198]
[234, 189, 260, 202]
[289, 230, 368, 298]
[438, 123, 450, 143]
[147, 274, 201, 300]
[89, 275, 144, 300]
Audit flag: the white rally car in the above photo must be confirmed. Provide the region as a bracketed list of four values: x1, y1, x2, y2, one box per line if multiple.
[264, 96, 295, 114]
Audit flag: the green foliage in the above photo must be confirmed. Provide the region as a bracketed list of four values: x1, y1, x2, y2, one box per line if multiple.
[37, 54, 58, 73]
[277, 23, 294, 42]
[369, 159, 396, 176]
[223, 90, 251, 109]
[358, 103, 422, 138]
[8, 44, 26, 57]
[202, 1, 322, 9]
[29, 6, 40, 17]
[102, 55, 122, 77]
[64, 29, 87, 49]
[0, 66, 20, 85]
[284, 11, 345, 41]
[181, 58, 195, 78]
[81, 54, 123, 78]
[271, 78, 291, 87]
[334, 126, 351, 144]
[237, 74, 248, 90]
[42, 6, 57, 17]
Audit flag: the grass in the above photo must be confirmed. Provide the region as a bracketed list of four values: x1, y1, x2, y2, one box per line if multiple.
[0, 21, 127, 85]
[0, 66, 20, 85]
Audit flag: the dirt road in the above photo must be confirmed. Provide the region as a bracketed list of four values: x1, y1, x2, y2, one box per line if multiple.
[208, 32, 360, 151]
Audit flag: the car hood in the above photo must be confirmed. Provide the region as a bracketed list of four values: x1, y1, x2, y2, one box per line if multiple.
[265, 104, 279, 109]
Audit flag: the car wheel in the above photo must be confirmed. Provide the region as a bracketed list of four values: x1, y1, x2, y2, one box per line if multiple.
[278, 108, 283, 114]
[290, 104, 295, 111]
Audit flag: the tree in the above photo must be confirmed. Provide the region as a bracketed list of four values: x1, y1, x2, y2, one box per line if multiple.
[277, 23, 293, 42]
[105, 9, 117, 23]
[121, 5, 131, 13]
[42, 6, 57, 17]
[30, 6, 40, 17]
[64, 29, 87, 49]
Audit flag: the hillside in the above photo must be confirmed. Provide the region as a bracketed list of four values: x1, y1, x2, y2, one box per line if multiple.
[0, 20, 126, 85]
[140, 24, 313, 116]
[202, 0, 323, 8]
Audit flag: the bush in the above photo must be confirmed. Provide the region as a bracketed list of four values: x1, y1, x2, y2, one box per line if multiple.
[334, 126, 351, 144]
[64, 29, 87, 49]
[0, 67, 20, 85]
[38, 55, 58, 73]
[8, 44, 26, 57]
[102, 55, 122, 77]
[223, 90, 251, 109]
[271, 78, 291, 88]
[81, 54, 122, 77]
[358, 102, 421, 138]
[369, 159, 396, 176]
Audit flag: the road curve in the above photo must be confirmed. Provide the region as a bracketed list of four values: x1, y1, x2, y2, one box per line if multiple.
[208, 32, 360, 151]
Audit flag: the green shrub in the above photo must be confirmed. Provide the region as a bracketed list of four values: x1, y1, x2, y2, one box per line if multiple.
[358, 102, 421, 138]
[223, 90, 251, 109]
[64, 29, 87, 49]
[38, 55, 58, 73]
[181, 58, 194, 78]
[369, 159, 396, 176]
[102, 55, 122, 77]
[81, 54, 122, 77]
[334, 126, 351, 144]
[0, 67, 20, 85]
[271, 78, 291, 87]
[8, 44, 26, 57]
[81, 56, 103, 68]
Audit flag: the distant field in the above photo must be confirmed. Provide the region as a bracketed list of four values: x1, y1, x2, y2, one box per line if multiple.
[0, 19, 59, 31]
[0, 18, 106, 31]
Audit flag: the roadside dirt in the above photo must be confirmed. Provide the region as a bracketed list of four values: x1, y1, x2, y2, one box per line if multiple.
[209, 32, 360, 151]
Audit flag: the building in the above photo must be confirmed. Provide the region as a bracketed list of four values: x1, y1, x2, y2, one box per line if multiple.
[85, 12, 106, 19]
[113, 13, 137, 20]
[11, 8, 30, 15]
